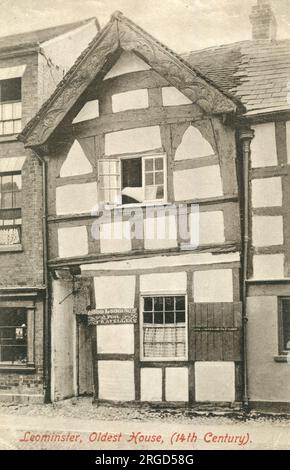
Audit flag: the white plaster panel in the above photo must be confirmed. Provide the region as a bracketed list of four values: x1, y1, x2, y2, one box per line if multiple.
[144, 214, 178, 250]
[140, 272, 187, 294]
[252, 216, 284, 247]
[165, 368, 189, 402]
[58, 226, 88, 258]
[60, 140, 93, 177]
[104, 51, 151, 80]
[105, 126, 161, 155]
[82, 252, 240, 273]
[253, 254, 284, 280]
[252, 177, 282, 208]
[141, 368, 162, 402]
[190, 211, 225, 245]
[100, 221, 131, 254]
[56, 182, 98, 215]
[174, 166, 223, 201]
[97, 325, 134, 354]
[94, 275, 136, 309]
[194, 269, 233, 303]
[112, 89, 149, 113]
[251, 123, 277, 168]
[162, 87, 192, 107]
[72, 99, 99, 124]
[195, 362, 235, 402]
[98, 361, 135, 401]
[175, 126, 214, 160]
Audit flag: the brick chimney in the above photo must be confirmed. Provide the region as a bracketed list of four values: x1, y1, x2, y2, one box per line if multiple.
[250, 0, 277, 40]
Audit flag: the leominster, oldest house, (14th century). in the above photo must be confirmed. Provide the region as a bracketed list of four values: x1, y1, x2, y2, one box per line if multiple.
[15, 1, 290, 411]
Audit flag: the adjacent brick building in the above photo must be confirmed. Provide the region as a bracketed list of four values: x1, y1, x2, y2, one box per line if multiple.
[0, 18, 99, 403]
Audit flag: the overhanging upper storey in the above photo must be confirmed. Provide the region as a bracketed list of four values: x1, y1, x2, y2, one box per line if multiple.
[19, 11, 241, 149]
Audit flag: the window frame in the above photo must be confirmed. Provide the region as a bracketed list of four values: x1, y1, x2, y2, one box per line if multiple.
[278, 297, 290, 354]
[98, 152, 167, 208]
[139, 292, 188, 362]
[0, 78, 22, 136]
[0, 170, 22, 246]
[0, 306, 35, 367]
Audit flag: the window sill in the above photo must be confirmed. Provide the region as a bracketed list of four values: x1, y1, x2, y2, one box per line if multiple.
[0, 134, 19, 143]
[274, 354, 290, 363]
[104, 201, 171, 211]
[0, 364, 36, 373]
[0, 244, 22, 253]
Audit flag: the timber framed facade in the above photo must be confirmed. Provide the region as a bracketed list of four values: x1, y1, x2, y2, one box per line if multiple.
[16, 2, 290, 410]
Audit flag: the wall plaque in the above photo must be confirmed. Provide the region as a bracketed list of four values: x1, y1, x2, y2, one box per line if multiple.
[87, 308, 138, 325]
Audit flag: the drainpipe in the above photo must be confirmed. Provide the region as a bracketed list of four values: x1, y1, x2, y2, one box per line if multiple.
[239, 128, 254, 408]
[33, 150, 51, 403]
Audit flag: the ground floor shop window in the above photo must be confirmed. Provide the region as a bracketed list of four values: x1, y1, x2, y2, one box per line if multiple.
[140, 295, 187, 361]
[279, 298, 290, 352]
[0, 308, 27, 364]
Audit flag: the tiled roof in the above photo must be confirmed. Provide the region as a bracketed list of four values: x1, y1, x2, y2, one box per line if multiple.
[183, 39, 290, 114]
[0, 18, 98, 53]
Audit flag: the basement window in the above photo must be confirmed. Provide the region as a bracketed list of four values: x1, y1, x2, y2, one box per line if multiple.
[0, 173, 22, 246]
[0, 308, 27, 364]
[140, 295, 187, 361]
[98, 154, 166, 206]
[0, 78, 22, 135]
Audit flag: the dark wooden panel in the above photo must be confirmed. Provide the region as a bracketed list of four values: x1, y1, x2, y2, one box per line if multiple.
[190, 302, 242, 361]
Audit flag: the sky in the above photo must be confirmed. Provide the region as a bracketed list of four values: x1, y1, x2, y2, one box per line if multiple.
[0, 0, 290, 52]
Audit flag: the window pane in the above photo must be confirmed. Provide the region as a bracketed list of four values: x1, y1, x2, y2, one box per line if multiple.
[154, 297, 163, 311]
[156, 185, 164, 199]
[1, 175, 13, 190]
[165, 297, 174, 311]
[165, 311, 174, 324]
[109, 160, 119, 174]
[3, 120, 14, 135]
[2, 192, 12, 208]
[155, 158, 164, 170]
[145, 186, 158, 200]
[12, 102, 22, 119]
[176, 311, 185, 323]
[144, 312, 153, 324]
[13, 174, 22, 190]
[155, 172, 164, 184]
[176, 296, 185, 310]
[145, 158, 153, 171]
[13, 191, 21, 208]
[145, 172, 154, 185]
[154, 311, 163, 324]
[0, 78, 21, 102]
[110, 175, 119, 188]
[13, 120, 22, 134]
[144, 297, 153, 311]
[2, 103, 13, 120]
